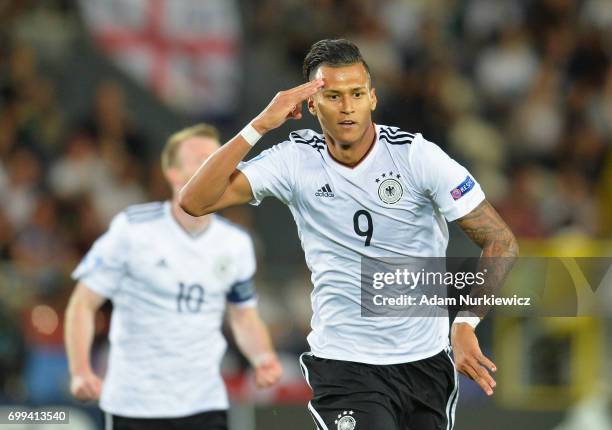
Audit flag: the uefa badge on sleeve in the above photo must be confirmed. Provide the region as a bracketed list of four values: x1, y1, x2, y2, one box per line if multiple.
[335, 410, 356, 430]
[450, 176, 475, 200]
[375, 171, 403, 204]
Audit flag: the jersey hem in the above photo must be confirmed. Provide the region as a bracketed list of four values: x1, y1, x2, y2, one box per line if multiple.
[77, 277, 115, 299]
[236, 164, 262, 206]
[444, 193, 486, 222]
[100, 403, 229, 419]
[309, 342, 449, 365]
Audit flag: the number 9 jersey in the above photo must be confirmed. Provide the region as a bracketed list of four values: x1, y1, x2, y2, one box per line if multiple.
[72, 202, 256, 418]
[237, 124, 485, 365]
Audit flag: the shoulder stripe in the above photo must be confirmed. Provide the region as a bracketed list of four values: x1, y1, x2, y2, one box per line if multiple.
[126, 212, 164, 223]
[290, 132, 325, 150]
[378, 127, 416, 145]
[380, 138, 414, 145]
[125, 202, 164, 215]
[378, 129, 415, 139]
[379, 134, 414, 141]
[379, 134, 414, 143]
[125, 207, 163, 218]
[379, 131, 414, 138]
[386, 140, 413, 145]
[379, 135, 414, 146]
[125, 203, 164, 223]
[379, 126, 415, 137]
[290, 131, 325, 143]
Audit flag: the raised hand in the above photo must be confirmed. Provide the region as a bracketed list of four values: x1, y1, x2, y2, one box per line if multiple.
[252, 79, 324, 134]
[450, 323, 497, 396]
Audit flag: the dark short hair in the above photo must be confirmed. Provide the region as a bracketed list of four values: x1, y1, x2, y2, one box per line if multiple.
[302, 39, 371, 81]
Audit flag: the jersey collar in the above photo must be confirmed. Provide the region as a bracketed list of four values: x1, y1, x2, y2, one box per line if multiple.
[322, 124, 381, 176]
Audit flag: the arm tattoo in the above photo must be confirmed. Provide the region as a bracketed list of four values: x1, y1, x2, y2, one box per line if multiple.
[455, 200, 519, 318]
[456, 201, 519, 258]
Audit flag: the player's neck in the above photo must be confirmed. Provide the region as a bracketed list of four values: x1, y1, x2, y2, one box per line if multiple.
[171, 198, 211, 235]
[325, 123, 376, 167]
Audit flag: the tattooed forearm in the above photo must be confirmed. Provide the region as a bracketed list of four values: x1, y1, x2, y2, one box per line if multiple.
[456, 201, 519, 258]
[455, 200, 519, 318]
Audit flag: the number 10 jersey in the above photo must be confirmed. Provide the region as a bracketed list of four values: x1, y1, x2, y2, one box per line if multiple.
[238, 124, 485, 365]
[72, 202, 256, 417]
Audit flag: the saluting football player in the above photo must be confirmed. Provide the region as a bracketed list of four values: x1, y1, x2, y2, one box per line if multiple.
[180, 40, 518, 429]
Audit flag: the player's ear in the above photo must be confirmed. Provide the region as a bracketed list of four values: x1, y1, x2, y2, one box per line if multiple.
[369, 87, 377, 112]
[307, 97, 317, 116]
[165, 167, 181, 188]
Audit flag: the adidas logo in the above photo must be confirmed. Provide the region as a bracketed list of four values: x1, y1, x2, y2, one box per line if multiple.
[315, 184, 335, 198]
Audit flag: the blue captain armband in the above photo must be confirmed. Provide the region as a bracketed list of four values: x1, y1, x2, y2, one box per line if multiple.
[227, 278, 256, 304]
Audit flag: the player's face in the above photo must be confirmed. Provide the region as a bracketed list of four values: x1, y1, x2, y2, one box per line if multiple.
[308, 63, 377, 146]
[171, 136, 220, 188]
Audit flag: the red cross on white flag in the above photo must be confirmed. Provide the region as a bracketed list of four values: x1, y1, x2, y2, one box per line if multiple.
[79, 0, 242, 116]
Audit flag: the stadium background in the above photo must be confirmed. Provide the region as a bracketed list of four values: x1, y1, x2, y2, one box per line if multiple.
[0, 0, 611, 428]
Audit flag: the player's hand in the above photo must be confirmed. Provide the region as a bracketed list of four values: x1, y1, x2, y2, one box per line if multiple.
[254, 354, 283, 388]
[70, 371, 103, 401]
[252, 79, 325, 134]
[450, 323, 497, 396]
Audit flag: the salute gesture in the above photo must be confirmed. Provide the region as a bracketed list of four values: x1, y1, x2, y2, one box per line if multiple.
[252, 79, 324, 135]
[178, 79, 325, 215]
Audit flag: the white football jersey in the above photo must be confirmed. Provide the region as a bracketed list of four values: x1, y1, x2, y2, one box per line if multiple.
[238, 124, 485, 365]
[72, 201, 256, 418]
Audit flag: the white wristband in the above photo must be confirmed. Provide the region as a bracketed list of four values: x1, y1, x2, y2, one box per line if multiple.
[240, 122, 262, 146]
[453, 316, 480, 329]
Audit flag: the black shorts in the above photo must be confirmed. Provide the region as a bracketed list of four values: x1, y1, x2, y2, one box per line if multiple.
[104, 409, 227, 430]
[299, 348, 458, 430]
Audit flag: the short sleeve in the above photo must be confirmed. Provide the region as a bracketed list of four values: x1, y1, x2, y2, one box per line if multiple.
[71, 212, 130, 298]
[236, 140, 298, 206]
[409, 136, 485, 221]
[226, 234, 257, 307]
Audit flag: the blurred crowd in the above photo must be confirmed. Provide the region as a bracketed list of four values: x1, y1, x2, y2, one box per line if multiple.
[0, 0, 610, 408]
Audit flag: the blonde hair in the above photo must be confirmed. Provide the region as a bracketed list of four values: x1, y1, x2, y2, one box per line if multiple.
[161, 123, 220, 172]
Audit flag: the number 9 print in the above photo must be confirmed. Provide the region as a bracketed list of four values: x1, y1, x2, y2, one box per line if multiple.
[353, 210, 373, 246]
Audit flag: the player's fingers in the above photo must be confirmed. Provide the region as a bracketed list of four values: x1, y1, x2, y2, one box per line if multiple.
[82, 378, 102, 400]
[290, 104, 304, 119]
[269, 366, 282, 383]
[93, 375, 103, 387]
[267, 372, 281, 386]
[458, 362, 478, 381]
[71, 387, 82, 399]
[257, 366, 281, 388]
[259, 376, 273, 388]
[74, 385, 93, 401]
[478, 353, 497, 372]
[289, 79, 324, 101]
[70, 381, 83, 397]
[256, 374, 269, 388]
[460, 363, 493, 396]
[472, 359, 496, 390]
[83, 382, 98, 399]
[91, 380, 102, 399]
[287, 79, 324, 95]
